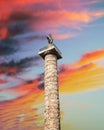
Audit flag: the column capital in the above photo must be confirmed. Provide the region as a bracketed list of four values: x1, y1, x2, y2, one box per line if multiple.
[38, 43, 62, 60]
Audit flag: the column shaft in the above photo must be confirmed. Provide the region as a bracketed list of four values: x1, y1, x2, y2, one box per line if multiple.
[44, 54, 60, 130]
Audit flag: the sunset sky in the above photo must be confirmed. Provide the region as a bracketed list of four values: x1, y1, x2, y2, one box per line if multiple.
[0, 0, 104, 130]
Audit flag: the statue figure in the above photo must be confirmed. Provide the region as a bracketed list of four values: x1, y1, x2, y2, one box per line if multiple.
[46, 34, 53, 44]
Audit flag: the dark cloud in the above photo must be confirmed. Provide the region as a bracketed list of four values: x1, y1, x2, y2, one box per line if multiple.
[6, 11, 34, 37]
[22, 35, 46, 42]
[25, 80, 34, 84]
[0, 10, 34, 41]
[0, 12, 30, 56]
[0, 38, 19, 55]
[37, 73, 44, 81]
[7, 22, 27, 37]
[58, 65, 66, 73]
[37, 82, 44, 90]
[9, 11, 33, 22]
[16, 55, 42, 68]
[15, 34, 46, 44]
[0, 55, 42, 76]
[0, 9, 47, 57]
[37, 73, 44, 90]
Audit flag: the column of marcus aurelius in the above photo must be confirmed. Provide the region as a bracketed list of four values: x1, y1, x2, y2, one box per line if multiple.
[38, 35, 62, 130]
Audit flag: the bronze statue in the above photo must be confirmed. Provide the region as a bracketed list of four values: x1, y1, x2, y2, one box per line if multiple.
[46, 34, 53, 44]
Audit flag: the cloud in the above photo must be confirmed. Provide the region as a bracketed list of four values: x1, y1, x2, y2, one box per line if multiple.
[0, 70, 44, 102]
[40, 10, 104, 29]
[0, 0, 104, 42]
[0, 79, 7, 84]
[53, 33, 77, 40]
[0, 56, 42, 76]
[59, 49, 104, 93]
[0, 27, 8, 40]
[0, 83, 43, 129]
[0, 11, 32, 40]
[9, 11, 33, 22]
[9, 0, 50, 6]
[19, 34, 46, 42]
[74, 49, 104, 66]
[0, 90, 19, 102]
[0, 38, 19, 55]
[37, 82, 44, 90]
[0, 78, 39, 101]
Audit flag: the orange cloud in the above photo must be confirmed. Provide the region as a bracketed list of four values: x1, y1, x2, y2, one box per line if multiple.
[0, 79, 44, 129]
[0, 92, 43, 130]
[74, 49, 104, 67]
[0, 78, 43, 101]
[30, 10, 94, 29]
[59, 49, 104, 93]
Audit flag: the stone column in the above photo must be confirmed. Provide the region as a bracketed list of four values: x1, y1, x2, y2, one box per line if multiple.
[44, 53, 60, 130]
[38, 42, 62, 130]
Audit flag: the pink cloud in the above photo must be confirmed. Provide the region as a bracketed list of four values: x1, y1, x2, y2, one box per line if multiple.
[53, 33, 77, 40]
[0, 0, 104, 40]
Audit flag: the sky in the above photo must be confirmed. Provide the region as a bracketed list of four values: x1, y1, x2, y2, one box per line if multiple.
[0, 0, 104, 130]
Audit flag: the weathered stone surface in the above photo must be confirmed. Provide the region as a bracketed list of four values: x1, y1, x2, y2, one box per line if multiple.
[44, 54, 60, 130]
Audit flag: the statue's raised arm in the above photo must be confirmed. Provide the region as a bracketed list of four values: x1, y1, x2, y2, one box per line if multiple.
[46, 34, 53, 44]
